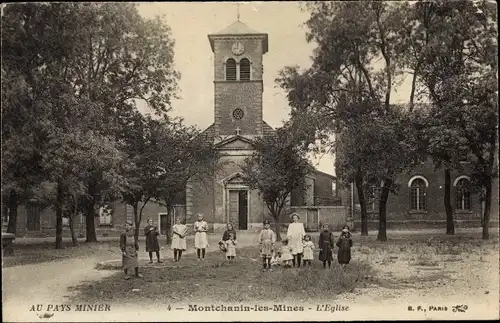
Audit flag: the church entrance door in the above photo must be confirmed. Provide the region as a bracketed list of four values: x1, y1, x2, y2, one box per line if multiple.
[228, 190, 248, 230]
[238, 190, 248, 230]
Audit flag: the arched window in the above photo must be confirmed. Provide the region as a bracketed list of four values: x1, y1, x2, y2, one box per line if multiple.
[239, 58, 250, 81]
[455, 178, 471, 210]
[409, 177, 428, 211]
[225, 58, 236, 81]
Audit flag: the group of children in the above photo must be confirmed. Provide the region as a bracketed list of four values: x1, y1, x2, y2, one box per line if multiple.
[257, 215, 353, 272]
[120, 213, 353, 279]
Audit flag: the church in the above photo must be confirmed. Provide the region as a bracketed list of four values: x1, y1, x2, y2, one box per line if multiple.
[184, 19, 339, 232]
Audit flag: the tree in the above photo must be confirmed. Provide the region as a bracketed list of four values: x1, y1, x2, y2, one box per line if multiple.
[278, 1, 420, 240]
[1, 3, 180, 241]
[154, 121, 220, 244]
[59, 3, 181, 242]
[42, 128, 124, 248]
[241, 127, 311, 241]
[413, 0, 498, 239]
[120, 113, 219, 241]
[334, 102, 380, 236]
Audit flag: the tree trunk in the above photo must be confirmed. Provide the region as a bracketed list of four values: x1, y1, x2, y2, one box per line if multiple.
[133, 202, 140, 242]
[355, 172, 368, 236]
[272, 213, 282, 242]
[166, 204, 173, 245]
[69, 195, 78, 246]
[377, 179, 392, 242]
[55, 182, 64, 249]
[85, 201, 98, 242]
[6, 190, 18, 234]
[482, 179, 492, 240]
[85, 182, 98, 242]
[408, 63, 420, 112]
[68, 214, 77, 246]
[444, 169, 455, 235]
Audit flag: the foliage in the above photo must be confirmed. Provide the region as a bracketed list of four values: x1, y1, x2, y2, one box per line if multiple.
[278, 1, 421, 240]
[120, 112, 219, 237]
[409, 0, 498, 239]
[1, 3, 180, 241]
[241, 127, 311, 238]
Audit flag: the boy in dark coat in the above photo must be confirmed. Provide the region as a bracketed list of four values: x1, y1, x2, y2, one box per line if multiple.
[318, 223, 335, 269]
[144, 219, 162, 263]
[336, 225, 353, 270]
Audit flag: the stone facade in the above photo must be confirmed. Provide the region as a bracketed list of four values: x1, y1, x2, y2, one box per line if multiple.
[185, 20, 340, 233]
[2, 199, 185, 238]
[344, 159, 500, 230]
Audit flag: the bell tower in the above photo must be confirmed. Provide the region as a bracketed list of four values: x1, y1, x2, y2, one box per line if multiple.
[208, 20, 268, 139]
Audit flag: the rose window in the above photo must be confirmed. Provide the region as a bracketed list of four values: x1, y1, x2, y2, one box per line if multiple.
[232, 108, 244, 120]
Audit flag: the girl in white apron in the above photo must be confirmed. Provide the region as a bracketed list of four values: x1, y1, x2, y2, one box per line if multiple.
[194, 213, 209, 260]
[171, 217, 188, 262]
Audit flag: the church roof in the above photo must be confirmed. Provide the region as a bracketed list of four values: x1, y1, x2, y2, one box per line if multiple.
[199, 122, 275, 144]
[208, 20, 268, 54]
[262, 122, 275, 138]
[212, 20, 264, 36]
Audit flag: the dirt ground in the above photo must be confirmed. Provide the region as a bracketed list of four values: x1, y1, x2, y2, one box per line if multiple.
[2, 229, 499, 321]
[340, 231, 499, 320]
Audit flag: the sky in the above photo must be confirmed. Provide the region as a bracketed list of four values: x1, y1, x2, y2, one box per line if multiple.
[135, 2, 414, 176]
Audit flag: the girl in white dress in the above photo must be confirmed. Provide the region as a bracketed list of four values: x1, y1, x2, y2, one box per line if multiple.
[171, 217, 188, 262]
[194, 213, 209, 260]
[225, 232, 237, 262]
[286, 213, 306, 267]
[302, 234, 314, 267]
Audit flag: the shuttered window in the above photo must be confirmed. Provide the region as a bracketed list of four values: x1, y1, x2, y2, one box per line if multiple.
[239, 58, 250, 80]
[226, 58, 236, 80]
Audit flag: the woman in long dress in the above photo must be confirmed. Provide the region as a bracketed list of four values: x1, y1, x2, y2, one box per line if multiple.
[171, 217, 188, 262]
[144, 219, 162, 264]
[120, 221, 142, 280]
[194, 213, 209, 260]
[286, 213, 306, 267]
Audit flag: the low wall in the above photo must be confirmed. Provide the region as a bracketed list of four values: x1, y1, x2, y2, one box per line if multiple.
[290, 206, 349, 232]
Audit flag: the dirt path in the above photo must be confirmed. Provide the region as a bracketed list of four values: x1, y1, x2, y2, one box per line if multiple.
[3, 233, 260, 322]
[3, 254, 115, 322]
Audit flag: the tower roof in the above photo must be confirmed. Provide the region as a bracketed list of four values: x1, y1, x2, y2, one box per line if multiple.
[208, 20, 268, 53]
[213, 20, 263, 35]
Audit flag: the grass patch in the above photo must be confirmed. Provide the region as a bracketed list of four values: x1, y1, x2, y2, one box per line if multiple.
[411, 253, 439, 267]
[2, 241, 118, 268]
[70, 246, 372, 304]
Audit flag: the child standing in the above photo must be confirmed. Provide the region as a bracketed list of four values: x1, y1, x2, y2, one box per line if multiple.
[259, 220, 276, 272]
[336, 225, 353, 270]
[120, 221, 142, 280]
[221, 223, 237, 241]
[286, 213, 306, 267]
[144, 219, 162, 264]
[225, 232, 237, 262]
[219, 223, 236, 252]
[194, 213, 209, 260]
[302, 235, 314, 267]
[171, 217, 188, 262]
[318, 223, 335, 269]
[279, 239, 293, 268]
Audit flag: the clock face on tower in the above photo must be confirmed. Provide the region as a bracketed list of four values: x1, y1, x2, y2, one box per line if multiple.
[231, 42, 245, 56]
